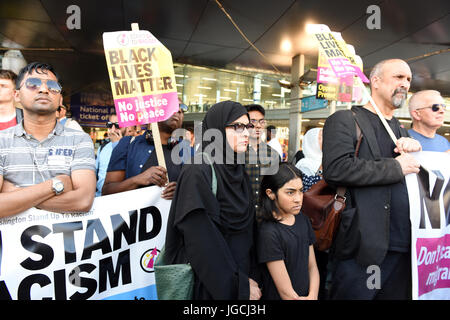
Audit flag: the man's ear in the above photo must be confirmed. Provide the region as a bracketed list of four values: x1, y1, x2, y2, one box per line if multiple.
[410, 109, 421, 121]
[14, 90, 21, 103]
[371, 76, 381, 90]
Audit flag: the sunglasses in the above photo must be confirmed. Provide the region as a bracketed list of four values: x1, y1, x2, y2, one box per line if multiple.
[20, 77, 62, 94]
[250, 119, 266, 126]
[179, 103, 188, 113]
[106, 122, 120, 129]
[416, 104, 446, 112]
[225, 122, 254, 133]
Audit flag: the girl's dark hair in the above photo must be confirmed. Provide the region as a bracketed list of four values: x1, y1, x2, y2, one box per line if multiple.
[258, 162, 303, 223]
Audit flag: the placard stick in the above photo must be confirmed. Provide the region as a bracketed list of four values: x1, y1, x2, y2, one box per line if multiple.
[131, 23, 168, 182]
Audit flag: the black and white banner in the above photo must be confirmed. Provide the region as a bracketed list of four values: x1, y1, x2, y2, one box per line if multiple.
[406, 151, 450, 300]
[0, 186, 170, 300]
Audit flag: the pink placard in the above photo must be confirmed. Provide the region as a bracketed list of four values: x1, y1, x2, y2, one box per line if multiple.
[114, 91, 179, 127]
[328, 58, 369, 83]
[415, 234, 450, 297]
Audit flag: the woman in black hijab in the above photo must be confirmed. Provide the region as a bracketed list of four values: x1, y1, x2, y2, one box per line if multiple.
[164, 100, 261, 300]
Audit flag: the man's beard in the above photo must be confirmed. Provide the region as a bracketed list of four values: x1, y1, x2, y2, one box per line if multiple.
[391, 88, 407, 109]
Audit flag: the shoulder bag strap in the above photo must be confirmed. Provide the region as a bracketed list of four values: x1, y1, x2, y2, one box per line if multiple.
[198, 152, 217, 196]
[335, 112, 364, 200]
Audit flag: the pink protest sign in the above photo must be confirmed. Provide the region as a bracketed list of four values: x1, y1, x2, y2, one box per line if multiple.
[416, 235, 450, 297]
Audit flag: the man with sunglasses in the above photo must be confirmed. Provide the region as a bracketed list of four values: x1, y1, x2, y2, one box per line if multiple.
[102, 103, 189, 200]
[408, 90, 449, 153]
[0, 62, 96, 218]
[244, 104, 280, 211]
[56, 103, 83, 131]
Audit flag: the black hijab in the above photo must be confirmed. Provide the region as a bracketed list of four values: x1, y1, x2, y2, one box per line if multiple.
[165, 101, 254, 263]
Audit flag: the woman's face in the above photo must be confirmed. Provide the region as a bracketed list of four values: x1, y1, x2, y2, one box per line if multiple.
[225, 114, 250, 153]
[273, 177, 304, 217]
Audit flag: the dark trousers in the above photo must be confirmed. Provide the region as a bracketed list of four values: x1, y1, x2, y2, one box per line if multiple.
[329, 251, 412, 300]
[314, 249, 329, 300]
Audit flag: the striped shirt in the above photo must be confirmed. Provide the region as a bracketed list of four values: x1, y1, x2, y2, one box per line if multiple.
[0, 120, 95, 187]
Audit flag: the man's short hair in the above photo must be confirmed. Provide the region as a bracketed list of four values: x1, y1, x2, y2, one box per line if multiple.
[245, 104, 265, 116]
[408, 90, 441, 112]
[16, 62, 60, 89]
[0, 69, 17, 82]
[266, 125, 276, 132]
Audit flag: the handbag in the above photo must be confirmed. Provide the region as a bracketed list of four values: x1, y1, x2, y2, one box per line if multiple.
[302, 117, 363, 251]
[154, 246, 195, 300]
[302, 179, 347, 251]
[154, 152, 217, 300]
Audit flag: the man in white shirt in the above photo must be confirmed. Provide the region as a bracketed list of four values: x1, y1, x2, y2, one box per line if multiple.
[266, 125, 283, 159]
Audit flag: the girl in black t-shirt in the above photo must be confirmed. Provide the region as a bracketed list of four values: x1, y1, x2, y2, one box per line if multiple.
[257, 163, 319, 300]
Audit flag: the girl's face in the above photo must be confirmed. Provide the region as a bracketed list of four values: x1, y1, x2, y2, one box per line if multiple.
[225, 114, 250, 153]
[267, 177, 304, 218]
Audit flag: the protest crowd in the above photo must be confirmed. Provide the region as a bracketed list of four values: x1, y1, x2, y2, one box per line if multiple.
[0, 18, 449, 301]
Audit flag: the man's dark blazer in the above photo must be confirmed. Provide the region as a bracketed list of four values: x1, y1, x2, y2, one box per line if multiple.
[322, 106, 409, 266]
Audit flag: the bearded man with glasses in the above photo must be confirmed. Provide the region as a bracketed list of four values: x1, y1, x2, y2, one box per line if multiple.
[408, 90, 449, 153]
[244, 104, 280, 212]
[0, 62, 96, 218]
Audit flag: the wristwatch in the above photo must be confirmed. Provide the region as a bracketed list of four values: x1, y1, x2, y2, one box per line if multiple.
[52, 178, 64, 195]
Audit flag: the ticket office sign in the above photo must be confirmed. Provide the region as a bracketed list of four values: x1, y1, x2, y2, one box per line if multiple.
[103, 30, 179, 128]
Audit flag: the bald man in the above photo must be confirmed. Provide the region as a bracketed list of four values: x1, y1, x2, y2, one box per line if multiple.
[408, 90, 449, 153]
[323, 59, 421, 300]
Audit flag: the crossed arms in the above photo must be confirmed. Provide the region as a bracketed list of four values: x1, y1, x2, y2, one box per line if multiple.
[0, 169, 96, 218]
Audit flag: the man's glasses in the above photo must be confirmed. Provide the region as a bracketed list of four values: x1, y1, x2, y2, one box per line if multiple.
[416, 104, 446, 112]
[179, 103, 188, 113]
[106, 122, 120, 129]
[225, 122, 254, 133]
[250, 119, 266, 126]
[20, 77, 62, 94]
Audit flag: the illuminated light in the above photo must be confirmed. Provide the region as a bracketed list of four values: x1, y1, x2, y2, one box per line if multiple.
[272, 94, 283, 97]
[175, 74, 188, 78]
[202, 77, 217, 81]
[230, 80, 244, 85]
[197, 86, 212, 90]
[176, 84, 183, 87]
[281, 39, 292, 52]
[242, 99, 253, 102]
[260, 84, 270, 87]
[223, 89, 236, 92]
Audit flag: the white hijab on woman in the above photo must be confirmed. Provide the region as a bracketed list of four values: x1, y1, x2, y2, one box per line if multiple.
[295, 127, 323, 176]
